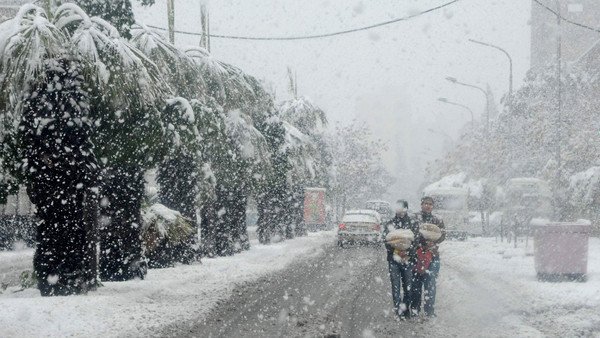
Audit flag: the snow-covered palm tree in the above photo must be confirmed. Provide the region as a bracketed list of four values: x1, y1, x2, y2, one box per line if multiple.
[278, 97, 332, 236]
[0, 5, 100, 295]
[51, 3, 170, 281]
[0, 3, 172, 285]
[129, 26, 208, 265]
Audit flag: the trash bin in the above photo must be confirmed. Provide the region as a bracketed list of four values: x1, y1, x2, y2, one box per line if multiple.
[532, 222, 591, 282]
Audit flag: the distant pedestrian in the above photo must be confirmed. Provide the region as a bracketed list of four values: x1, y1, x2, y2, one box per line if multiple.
[411, 196, 445, 318]
[382, 199, 418, 319]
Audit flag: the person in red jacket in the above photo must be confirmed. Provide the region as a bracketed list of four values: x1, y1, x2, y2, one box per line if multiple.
[411, 196, 445, 318]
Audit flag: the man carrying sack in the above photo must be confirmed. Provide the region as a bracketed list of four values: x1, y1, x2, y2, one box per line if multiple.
[382, 199, 419, 319]
[411, 196, 445, 318]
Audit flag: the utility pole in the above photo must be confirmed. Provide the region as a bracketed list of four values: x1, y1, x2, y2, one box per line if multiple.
[200, 4, 211, 51]
[167, 0, 175, 44]
[556, 0, 562, 184]
[555, 0, 563, 221]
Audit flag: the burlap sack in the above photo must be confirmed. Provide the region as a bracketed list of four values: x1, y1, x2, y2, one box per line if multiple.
[385, 229, 414, 250]
[419, 223, 442, 241]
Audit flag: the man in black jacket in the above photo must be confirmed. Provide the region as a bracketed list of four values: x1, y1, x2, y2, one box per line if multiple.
[382, 199, 419, 318]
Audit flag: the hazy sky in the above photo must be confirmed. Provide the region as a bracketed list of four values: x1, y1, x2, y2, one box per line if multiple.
[133, 0, 532, 201]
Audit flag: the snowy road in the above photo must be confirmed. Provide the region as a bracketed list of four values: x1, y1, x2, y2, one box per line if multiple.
[2, 235, 599, 337]
[161, 239, 600, 338]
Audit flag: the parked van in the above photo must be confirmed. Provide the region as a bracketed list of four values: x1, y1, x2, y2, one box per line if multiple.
[423, 187, 472, 240]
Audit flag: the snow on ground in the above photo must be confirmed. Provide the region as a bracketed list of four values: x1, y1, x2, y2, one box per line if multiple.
[0, 231, 335, 337]
[441, 236, 600, 336]
[0, 244, 33, 288]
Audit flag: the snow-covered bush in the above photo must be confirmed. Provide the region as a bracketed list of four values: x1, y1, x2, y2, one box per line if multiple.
[141, 203, 195, 268]
[568, 167, 600, 234]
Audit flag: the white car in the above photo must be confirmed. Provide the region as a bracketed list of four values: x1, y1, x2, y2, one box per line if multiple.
[337, 209, 382, 247]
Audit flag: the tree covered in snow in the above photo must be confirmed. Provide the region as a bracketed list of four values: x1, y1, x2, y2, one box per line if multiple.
[0, 4, 170, 284]
[20, 57, 99, 295]
[154, 98, 201, 263]
[279, 96, 331, 189]
[128, 27, 208, 264]
[180, 47, 275, 255]
[278, 96, 332, 237]
[53, 4, 167, 281]
[567, 167, 600, 232]
[426, 54, 600, 220]
[0, 1, 336, 290]
[330, 120, 394, 213]
[0, 6, 101, 295]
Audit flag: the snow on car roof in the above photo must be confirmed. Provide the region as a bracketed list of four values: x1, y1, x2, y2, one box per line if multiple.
[343, 209, 381, 222]
[424, 187, 469, 195]
[365, 200, 390, 205]
[345, 209, 380, 215]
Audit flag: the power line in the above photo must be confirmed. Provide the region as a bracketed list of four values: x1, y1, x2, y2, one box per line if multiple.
[533, 0, 600, 33]
[146, 0, 460, 41]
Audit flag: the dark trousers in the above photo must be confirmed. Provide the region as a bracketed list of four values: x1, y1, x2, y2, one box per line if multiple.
[411, 256, 440, 315]
[387, 259, 414, 315]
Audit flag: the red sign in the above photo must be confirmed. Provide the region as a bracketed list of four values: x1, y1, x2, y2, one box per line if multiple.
[303, 188, 326, 225]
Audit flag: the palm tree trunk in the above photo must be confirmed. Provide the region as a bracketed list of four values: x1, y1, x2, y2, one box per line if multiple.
[157, 155, 199, 264]
[99, 165, 147, 281]
[21, 57, 98, 296]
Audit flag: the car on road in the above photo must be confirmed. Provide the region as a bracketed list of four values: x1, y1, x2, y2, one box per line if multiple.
[337, 209, 382, 247]
[364, 200, 393, 222]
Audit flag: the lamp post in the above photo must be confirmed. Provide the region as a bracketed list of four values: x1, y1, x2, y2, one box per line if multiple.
[438, 97, 475, 132]
[468, 38, 517, 182]
[446, 76, 489, 133]
[468, 39, 513, 98]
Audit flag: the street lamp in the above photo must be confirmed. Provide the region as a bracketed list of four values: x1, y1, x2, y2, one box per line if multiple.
[438, 97, 474, 132]
[468, 39, 513, 98]
[445, 76, 489, 132]
[427, 128, 454, 152]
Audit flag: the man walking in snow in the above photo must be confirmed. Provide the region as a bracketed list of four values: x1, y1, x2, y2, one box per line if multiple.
[411, 196, 445, 318]
[382, 199, 419, 319]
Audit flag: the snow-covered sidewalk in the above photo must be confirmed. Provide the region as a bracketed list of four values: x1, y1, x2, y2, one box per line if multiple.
[0, 231, 335, 337]
[440, 237, 600, 336]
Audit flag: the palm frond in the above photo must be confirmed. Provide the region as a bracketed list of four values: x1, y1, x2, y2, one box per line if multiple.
[131, 24, 205, 99]
[184, 46, 228, 104]
[279, 96, 328, 136]
[225, 109, 270, 165]
[0, 4, 67, 118]
[53, 4, 170, 108]
[281, 120, 316, 180]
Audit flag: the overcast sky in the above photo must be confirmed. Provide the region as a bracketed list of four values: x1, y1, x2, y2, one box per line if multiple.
[133, 0, 532, 202]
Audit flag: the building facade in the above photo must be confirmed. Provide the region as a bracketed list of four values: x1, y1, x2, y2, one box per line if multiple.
[530, 0, 600, 69]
